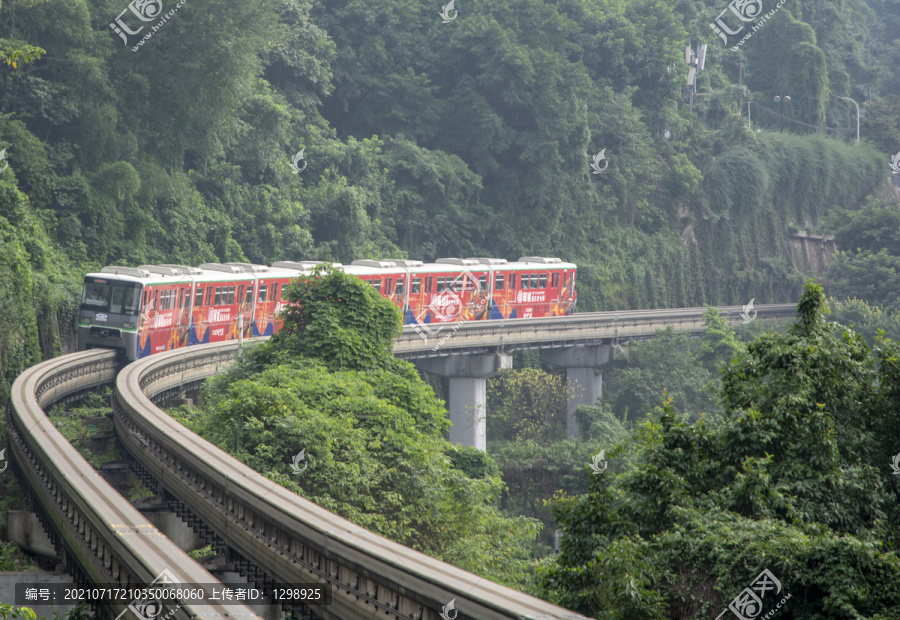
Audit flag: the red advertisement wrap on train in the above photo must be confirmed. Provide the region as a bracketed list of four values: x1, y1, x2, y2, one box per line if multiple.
[76, 257, 577, 361]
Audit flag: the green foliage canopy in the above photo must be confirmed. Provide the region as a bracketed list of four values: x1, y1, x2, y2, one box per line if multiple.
[539, 282, 900, 618]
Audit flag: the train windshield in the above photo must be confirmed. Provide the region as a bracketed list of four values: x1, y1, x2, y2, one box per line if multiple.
[82, 279, 142, 314]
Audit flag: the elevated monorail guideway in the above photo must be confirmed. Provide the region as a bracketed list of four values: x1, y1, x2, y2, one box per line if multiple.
[114, 340, 590, 620]
[6, 349, 261, 620]
[393, 303, 798, 358]
[111, 304, 795, 620]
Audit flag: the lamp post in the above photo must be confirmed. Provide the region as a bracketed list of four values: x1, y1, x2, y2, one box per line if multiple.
[773, 95, 791, 133]
[836, 96, 860, 144]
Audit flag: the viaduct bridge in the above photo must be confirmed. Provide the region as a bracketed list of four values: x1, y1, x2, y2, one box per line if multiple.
[6, 304, 795, 620]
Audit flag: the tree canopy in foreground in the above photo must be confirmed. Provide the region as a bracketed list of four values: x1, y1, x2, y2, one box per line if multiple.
[539, 281, 900, 619]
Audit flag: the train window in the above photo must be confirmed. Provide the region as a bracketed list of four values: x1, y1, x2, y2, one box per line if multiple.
[495, 273, 505, 290]
[531, 274, 540, 288]
[194, 288, 203, 307]
[178, 289, 184, 308]
[551, 273, 558, 288]
[281, 283, 289, 299]
[259, 284, 268, 303]
[411, 278, 421, 294]
[245, 286, 253, 304]
[371, 279, 381, 293]
[110, 286, 125, 313]
[395, 279, 404, 294]
[153, 290, 159, 309]
[214, 287, 222, 306]
[205, 286, 213, 307]
[426, 276, 433, 293]
[453, 276, 465, 293]
[479, 275, 487, 290]
[124, 286, 140, 313]
[227, 286, 236, 304]
[386, 278, 392, 293]
[238, 285, 245, 305]
[83, 282, 111, 308]
[437, 277, 445, 292]
[539, 274, 547, 288]
[510, 274, 517, 289]
[521, 274, 530, 289]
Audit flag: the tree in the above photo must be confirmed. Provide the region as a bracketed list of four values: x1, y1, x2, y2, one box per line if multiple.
[860, 95, 900, 155]
[608, 327, 717, 422]
[487, 368, 570, 443]
[695, 306, 743, 371]
[538, 282, 900, 618]
[266, 264, 402, 371]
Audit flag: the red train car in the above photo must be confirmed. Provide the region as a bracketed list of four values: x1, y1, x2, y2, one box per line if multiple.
[77, 257, 577, 361]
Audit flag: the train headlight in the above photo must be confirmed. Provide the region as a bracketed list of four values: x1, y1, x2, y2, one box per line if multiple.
[123, 322, 135, 329]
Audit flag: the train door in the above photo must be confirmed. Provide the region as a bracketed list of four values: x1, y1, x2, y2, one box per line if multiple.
[175, 283, 192, 348]
[208, 282, 236, 342]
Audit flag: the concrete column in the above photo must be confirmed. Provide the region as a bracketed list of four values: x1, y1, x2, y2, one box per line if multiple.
[133, 496, 204, 551]
[563, 368, 603, 438]
[447, 378, 487, 450]
[7, 511, 57, 558]
[540, 345, 617, 440]
[414, 354, 512, 451]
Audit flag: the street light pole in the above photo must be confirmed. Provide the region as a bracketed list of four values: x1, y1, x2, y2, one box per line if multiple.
[774, 95, 791, 133]
[837, 96, 860, 144]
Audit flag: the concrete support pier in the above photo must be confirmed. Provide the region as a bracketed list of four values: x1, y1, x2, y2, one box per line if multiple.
[540, 345, 617, 439]
[7, 511, 58, 559]
[415, 354, 512, 451]
[134, 496, 204, 552]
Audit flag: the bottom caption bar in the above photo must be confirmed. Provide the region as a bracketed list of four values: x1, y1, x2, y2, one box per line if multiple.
[16, 583, 332, 606]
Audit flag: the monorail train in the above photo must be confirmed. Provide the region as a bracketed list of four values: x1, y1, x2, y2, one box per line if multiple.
[77, 257, 577, 361]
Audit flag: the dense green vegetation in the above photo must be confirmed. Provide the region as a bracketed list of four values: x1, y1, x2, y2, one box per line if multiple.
[539, 283, 900, 618]
[0, 0, 897, 402]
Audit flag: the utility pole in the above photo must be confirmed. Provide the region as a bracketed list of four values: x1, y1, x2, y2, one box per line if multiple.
[774, 95, 791, 132]
[836, 96, 860, 144]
